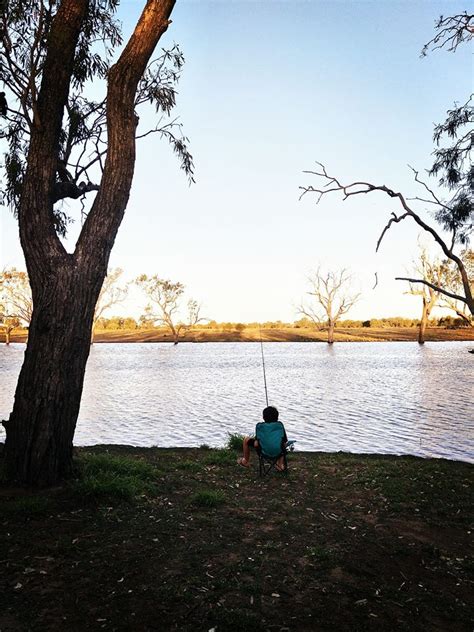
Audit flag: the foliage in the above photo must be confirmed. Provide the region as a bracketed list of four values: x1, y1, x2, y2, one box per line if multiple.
[0, 1, 193, 234]
[135, 274, 204, 342]
[421, 13, 474, 245]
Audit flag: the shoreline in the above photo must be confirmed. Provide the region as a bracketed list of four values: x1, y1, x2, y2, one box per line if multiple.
[3, 325, 474, 344]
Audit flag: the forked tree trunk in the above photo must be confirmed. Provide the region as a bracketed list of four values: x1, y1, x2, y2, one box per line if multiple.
[3, 0, 176, 486]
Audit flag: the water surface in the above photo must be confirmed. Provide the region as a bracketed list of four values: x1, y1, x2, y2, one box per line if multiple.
[0, 341, 472, 462]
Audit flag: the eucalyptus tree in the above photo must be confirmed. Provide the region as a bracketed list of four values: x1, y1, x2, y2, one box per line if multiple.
[0, 0, 193, 485]
[135, 274, 204, 344]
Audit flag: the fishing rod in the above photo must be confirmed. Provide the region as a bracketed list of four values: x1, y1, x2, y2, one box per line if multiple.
[259, 325, 269, 406]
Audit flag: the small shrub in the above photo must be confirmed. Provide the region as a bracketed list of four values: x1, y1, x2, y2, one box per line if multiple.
[199, 444, 211, 450]
[226, 433, 244, 451]
[190, 490, 225, 508]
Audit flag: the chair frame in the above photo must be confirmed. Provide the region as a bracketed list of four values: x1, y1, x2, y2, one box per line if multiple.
[257, 446, 288, 477]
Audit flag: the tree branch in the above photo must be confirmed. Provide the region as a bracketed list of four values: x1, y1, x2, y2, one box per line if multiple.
[395, 277, 467, 304]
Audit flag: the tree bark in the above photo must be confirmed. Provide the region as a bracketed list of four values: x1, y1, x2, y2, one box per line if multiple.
[327, 320, 335, 344]
[418, 299, 429, 344]
[3, 0, 176, 486]
[3, 266, 101, 485]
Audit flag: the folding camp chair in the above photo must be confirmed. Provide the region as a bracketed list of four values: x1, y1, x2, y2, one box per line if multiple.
[255, 421, 291, 477]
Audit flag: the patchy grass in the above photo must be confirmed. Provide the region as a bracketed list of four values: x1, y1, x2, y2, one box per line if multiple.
[202, 448, 236, 466]
[70, 452, 159, 502]
[0, 446, 472, 632]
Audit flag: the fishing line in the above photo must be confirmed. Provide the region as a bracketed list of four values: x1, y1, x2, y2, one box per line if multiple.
[259, 325, 269, 407]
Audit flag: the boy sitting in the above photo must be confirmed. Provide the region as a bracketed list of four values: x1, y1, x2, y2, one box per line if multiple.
[237, 406, 287, 470]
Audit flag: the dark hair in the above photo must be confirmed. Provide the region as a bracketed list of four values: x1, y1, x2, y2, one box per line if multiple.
[263, 406, 279, 423]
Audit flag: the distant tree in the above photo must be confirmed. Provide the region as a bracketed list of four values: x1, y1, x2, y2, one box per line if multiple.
[0, 268, 33, 345]
[404, 247, 445, 344]
[298, 267, 360, 344]
[92, 268, 128, 341]
[135, 275, 205, 344]
[1, 0, 191, 486]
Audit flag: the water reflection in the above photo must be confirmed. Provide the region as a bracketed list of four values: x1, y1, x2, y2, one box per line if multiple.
[0, 341, 472, 462]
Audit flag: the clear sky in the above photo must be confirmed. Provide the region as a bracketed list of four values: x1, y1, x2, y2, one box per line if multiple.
[0, 0, 472, 322]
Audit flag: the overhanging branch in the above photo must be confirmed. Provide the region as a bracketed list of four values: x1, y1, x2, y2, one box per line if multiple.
[395, 277, 467, 304]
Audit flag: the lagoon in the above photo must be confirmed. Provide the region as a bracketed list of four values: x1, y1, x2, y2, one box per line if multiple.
[0, 341, 472, 462]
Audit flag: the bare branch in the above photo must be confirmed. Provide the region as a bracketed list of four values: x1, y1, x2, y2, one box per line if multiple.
[395, 277, 467, 304]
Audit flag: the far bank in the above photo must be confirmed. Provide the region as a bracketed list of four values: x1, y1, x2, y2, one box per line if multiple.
[3, 325, 474, 344]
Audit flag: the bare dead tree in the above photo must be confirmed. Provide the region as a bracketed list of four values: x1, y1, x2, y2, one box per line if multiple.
[299, 163, 473, 318]
[299, 267, 360, 344]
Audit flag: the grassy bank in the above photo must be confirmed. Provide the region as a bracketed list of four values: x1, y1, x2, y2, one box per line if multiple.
[3, 325, 474, 344]
[1, 445, 472, 631]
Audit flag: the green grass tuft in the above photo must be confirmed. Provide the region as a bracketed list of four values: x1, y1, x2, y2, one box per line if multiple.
[190, 489, 226, 508]
[226, 433, 244, 451]
[71, 453, 159, 503]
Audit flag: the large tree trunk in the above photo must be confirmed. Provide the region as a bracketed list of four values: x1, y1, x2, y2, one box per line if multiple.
[4, 266, 102, 485]
[3, 0, 176, 486]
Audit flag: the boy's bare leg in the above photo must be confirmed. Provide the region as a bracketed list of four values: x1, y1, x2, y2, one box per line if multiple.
[238, 437, 259, 466]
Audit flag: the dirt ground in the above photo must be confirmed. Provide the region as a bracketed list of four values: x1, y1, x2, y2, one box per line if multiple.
[0, 447, 473, 631]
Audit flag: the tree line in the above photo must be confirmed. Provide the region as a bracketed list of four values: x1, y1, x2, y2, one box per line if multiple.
[2, 250, 472, 347]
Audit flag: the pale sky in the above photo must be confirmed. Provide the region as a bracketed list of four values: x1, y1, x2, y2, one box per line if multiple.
[0, 0, 472, 322]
